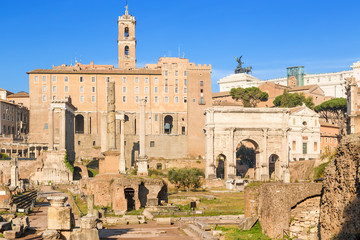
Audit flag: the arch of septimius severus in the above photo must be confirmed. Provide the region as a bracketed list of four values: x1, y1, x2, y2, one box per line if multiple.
[204, 106, 291, 181]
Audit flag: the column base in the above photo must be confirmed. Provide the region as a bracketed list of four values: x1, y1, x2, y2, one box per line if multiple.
[137, 156, 148, 176]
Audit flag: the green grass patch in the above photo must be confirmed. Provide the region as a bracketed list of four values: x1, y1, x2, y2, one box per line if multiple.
[88, 168, 99, 177]
[215, 222, 270, 240]
[313, 161, 330, 179]
[126, 209, 144, 215]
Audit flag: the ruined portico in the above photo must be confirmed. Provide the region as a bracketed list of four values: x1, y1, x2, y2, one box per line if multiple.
[204, 107, 290, 181]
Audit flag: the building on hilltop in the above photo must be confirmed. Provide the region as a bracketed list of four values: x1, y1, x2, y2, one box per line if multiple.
[27, 6, 212, 168]
[218, 61, 360, 98]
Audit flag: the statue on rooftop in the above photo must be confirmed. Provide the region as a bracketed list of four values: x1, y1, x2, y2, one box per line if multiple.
[235, 56, 252, 74]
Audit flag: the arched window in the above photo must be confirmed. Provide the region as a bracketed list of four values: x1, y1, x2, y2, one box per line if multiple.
[124, 27, 129, 38]
[124, 46, 129, 57]
[75, 114, 84, 134]
[164, 115, 173, 134]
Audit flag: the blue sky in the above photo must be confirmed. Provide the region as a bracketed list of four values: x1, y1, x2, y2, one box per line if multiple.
[1, 0, 360, 93]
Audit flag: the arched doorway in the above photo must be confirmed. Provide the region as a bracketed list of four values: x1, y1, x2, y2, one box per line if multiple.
[269, 154, 279, 180]
[236, 139, 259, 179]
[124, 188, 135, 211]
[75, 114, 84, 134]
[164, 115, 173, 134]
[216, 154, 226, 179]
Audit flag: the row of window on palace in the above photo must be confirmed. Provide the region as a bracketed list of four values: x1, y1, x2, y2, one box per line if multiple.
[42, 94, 199, 104]
[1, 106, 27, 122]
[33, 75, 196, 85]
[41, 85, 189, 95]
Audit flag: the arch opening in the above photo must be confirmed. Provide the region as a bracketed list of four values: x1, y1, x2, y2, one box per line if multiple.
[236, 139, 258, 178]
[216, 154, 226, 179]
[269, 154, 279, 180]
[124, 46, 129, 57]
[124, 27, 129, 38]
[164, 115, 173, 134]
[75, 114, 84, 134]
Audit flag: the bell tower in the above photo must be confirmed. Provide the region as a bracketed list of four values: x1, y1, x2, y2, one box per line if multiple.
[118, 5, 136, 69]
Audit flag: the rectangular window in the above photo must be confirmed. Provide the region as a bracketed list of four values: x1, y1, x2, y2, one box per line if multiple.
[92, 86, 96, 93]
[44, 123, 48, 130]
[123, 87, 126, 93]
[123, 96, 126, 102]
[122, 77, 127, 83]
[155, 114, 158, 121]
[80, 76, 84, 82]
[183, 97, 187, 103]
[184, 79, 187, 85]
[154, 96, 158, 102]
[80, 86, 84, 93]
[175, 70, 178, 76]
[145, 77, 149, 83]
[175, 79, 178, 85]
[175, 96, 179, 103]
[150, 141, 155, 147]
[292, 141, 296, 150]
[165, 86, 168, 93]
[200, 97, 204, 105]
[64, 76, 69, 82]
[135, 87, 139, 93]
[200, 81, 204, 86]
[65, 86, 69, 92]
[52, 96, 56, 100]
[42, 76, 47, 82]
[91, 96, 96, 102]
[154, 87, 158, 93]
[135, 77, 139, 83]
[34, 76, 39, 82]
[42, 95, 47, 102]
[52, 86, 57, 92]
[135, 96, 139, 102]
[91, 76, 96, 82]
[314, 142, 318, 151]
[144, 87, 148, 94]
[80, 96, 84, 103]
[42, 86, 47, 92]
[175, 87, 178, 93]
[165, 79, 168, 85]
[52, 76, 57, 82]
[145, 96, 148, 102]
[106, 77, 110, 82]
[182, 126, 186, 135]
[165, 96, 169, 103]
[303, 142, 308, 154]
[165, 70, 168, 76]
[184, 87, 187, 94]
[154, 77, 158, 84]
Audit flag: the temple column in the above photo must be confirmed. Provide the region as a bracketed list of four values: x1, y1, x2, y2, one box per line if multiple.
[282, 129, 290, 183]
[137, 99, 148, 176]
[27, 147, 30, 157]
[227, 128, 236, 179]
[261, 128, 269, 181]
[49, 107, 54, 150]
[107, 81, 116, 150]
[119, 116, 126, 173]
[60, 108, 66, 151]
[205, 127, 215, 179]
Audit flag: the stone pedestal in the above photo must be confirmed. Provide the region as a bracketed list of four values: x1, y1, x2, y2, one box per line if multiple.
[47, 196, 73, 231]
[146, 198, 158, 207]
[137, 157, 148, 176]
[283, 168, 290, 183]
[99, 151, 120, 174]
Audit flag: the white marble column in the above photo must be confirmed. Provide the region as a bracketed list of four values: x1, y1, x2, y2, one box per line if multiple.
[60, 108, 66, 151]
[119, 116, 126, 173]
[49, 107, 54, 150]
[137, 99, 148, 176]
[205, 127, 215, 179]
[261, 128, 269, 181]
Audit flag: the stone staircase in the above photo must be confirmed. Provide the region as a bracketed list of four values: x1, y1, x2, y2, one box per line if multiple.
[12, 190, 38, 213]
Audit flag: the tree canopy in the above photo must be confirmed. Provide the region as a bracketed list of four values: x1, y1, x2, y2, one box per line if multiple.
[167, 168, 204, 191]
[314, 98, 347, 135]
[230, 87, 269, 107]
[273, 90, 314, 109]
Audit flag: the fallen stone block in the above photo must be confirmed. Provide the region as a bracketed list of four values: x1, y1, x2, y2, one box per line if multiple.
[155, 218, 171, 225]
[142, 209, 153, 220]
[69, 228, 99, 240]
[239, 217, 257, 231]
[195, 221, 211, 231]
[42, 229, 61, 240]
[4, 230, 19, 239]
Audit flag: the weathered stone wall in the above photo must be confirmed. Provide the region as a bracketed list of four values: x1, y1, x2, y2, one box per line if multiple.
[0, 158, 43, 183]
[289, 196, 320, 239]
[289, 160, 315, 182]
[320, 134, 360, 239]
[244, 183, 322, 239]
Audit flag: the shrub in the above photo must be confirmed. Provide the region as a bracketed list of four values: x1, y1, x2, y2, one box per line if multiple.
[313, 161, 330, 179]
[167, 168, 204, 192]
[63, 151, 74, 173]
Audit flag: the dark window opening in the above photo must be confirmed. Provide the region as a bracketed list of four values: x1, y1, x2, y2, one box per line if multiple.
[78, 141, 81, 145]
[156, 163, 162, 170]
[124, 27, 129, 38]
[75, 114, 84, 134]
[150, 141, 155, 147]
[164, 115, 173, 134]
[93, 141, 96, 146]
[182, 127, 186, 135]
[124, 46, 129, 56]
[124, 188, 135, 211]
